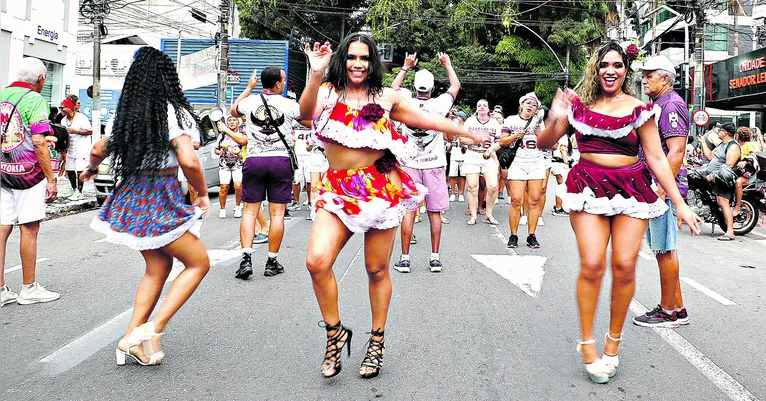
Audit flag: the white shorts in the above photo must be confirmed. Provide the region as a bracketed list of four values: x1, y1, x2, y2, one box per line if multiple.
[308, 152, 329, 174]
[1, 180, 47, 225]
[293, 156, 312, 185]
[219, 166, 243, 184]
[463, 150, 498, 175]
[544, 156, 552, 170]
[448, 160, 467, 177]
[551, 162, 568, 177]
[66, 153, 89, 172]
[508, 159, 546, 181]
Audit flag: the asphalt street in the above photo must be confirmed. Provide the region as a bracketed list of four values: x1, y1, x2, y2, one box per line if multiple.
[2, 183, 765, 401]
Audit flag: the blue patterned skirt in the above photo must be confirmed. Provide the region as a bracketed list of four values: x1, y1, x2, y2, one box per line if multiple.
[91, 174, 203, 250]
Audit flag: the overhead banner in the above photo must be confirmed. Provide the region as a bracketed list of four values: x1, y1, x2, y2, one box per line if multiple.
[178, 45, 218, 90]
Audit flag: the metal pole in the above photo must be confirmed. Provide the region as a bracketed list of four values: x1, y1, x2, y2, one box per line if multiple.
[565, 48, 570, 88]
[216, 0, 230, 108]
[92, 20, 102, 140]
[693, 0, 705, 111]
[176, 30, 182, 73]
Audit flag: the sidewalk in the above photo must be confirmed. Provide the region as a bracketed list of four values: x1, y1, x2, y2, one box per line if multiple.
[46, 176, 99, 217]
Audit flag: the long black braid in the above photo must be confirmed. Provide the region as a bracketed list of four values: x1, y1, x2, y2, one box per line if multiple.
[107, 46, 201, 183]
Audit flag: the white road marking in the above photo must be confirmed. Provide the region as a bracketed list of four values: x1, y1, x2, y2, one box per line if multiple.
[630, 299, 758, 401]
[680, 277, 737, 306]
[95, 237, 108, 243]
[472, 254, 546, 298]
[4, 258, 50, 274]
[38, 249, 239, 375]
[638, 251, 654, 261]
[756, 239, 766, 247]
[749, 231, 766, 239]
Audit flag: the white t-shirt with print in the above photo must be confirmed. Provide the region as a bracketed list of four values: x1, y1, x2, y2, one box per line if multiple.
[503, 114, 546, 163]
[463, 116, 502, 152]
[237, 93, 301, 158]
[400, 93, 455, 169]
[64, 112, 93, 170]
[292, 123, 312, 158]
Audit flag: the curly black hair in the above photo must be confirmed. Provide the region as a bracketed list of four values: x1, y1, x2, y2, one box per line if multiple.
[326, 33, 386, 96]
[107, 46, 201, 182]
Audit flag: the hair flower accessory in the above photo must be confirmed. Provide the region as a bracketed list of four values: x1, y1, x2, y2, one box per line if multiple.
[625, 44, 640, 62]
[359, 103, 385, 122]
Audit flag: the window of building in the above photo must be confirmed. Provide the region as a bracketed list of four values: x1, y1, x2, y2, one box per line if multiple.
[705, 25, 728, 51]
[62, 0, 69, 32]
[40, 60, 63, 104]
[26, 0, 32, 19]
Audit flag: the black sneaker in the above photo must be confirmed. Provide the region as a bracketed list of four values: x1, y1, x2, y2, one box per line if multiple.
[526, 234, 541, 249]
[676, 307, 690, 325]
[284, 210, 292, 220]
[507, 235, 518, 249]
[551, 207, 569, 217]
[235, 254, 253, 279]
[429, 259, 442, 273]
[633, 305, 679, 328]
[393, 259, 411, 273]
[264, 257, 285, 277]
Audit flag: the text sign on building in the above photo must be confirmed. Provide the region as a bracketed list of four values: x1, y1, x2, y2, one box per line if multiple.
[178, 45, 218, 90]
[33, 25, 60, 43]
[710, 47, 766, 102]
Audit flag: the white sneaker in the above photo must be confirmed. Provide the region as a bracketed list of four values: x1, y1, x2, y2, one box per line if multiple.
[1, 285, 18, 307]
[419, 205, 426, 214]
[234, 205, 242, 218]
[219, 209, 227, 219]
[520, 215, 528, 226]
[458, 195, 465, 202]
[507, 197, 512, 205]
[537, 217, 545, 226]
[68, 192, 82, 201]
[17, 282, 60, 305]
[494, 198, 499, 204]
[449, 194, 456, 202]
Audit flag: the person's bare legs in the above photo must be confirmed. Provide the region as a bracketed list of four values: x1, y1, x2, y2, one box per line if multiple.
[483, 171, 499, 222]
[233, 181, 243, 208]
[256, 204, 268, 235]
[717, 196, 735, 237]
[305, 209, 353, 377]
[605, 215, 648, 357]
[554, 174, 565, 210]
[0, 225, 13, 287]
[188, 186, 198, 205]
[19, 222, 41, 285]
[525, 179, 543, 236]
[457, 176, 466, 198]
[267, 203, 287, 254]
[292, 183, 301, 205]
[219, 183, 230, 210]
[656, 251, 683, 309]
[399, 211, 416, 255]
[508, 180, 526, 235]
[466, 173, 480, 222]
[359, 225, 397, 377]
[500, 169, 511, 200]
[428, 211, 442, 253]
[570, 211, 612, 364]
[240, 202, 262, 247]
[539, 169, 551, 219]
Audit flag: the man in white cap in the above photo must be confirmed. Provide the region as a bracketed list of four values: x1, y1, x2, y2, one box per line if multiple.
[633, 55, 691, 328]
[390, 52, 460, 273]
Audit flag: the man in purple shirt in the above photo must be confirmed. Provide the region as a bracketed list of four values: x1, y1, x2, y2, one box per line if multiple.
[634, 56, 690, 328]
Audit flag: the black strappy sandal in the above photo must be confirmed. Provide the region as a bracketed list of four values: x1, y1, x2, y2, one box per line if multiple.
[359, 328, 385, 379]
[319, 321, 353, 378]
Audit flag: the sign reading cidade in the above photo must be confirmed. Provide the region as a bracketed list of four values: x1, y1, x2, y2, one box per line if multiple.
[179, 45, 218, 91]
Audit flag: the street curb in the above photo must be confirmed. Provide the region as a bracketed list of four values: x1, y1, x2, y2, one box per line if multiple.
[45, 198, 98, 220]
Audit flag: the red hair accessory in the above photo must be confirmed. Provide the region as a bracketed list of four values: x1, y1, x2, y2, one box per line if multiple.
[60, 99, 76, 110]
[625, 44, 640, 62]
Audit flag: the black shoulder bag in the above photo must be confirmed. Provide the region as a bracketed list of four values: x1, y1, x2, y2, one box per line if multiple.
[498, 116, 533, 169]
[259, 93, 300, 171]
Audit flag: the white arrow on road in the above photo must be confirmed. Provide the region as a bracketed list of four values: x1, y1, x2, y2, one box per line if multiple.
[471, 254, 547, 298]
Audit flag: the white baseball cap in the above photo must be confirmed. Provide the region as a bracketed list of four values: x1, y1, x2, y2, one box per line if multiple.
[638, 55, 676, 74]
[519, 92, 539, 106]
[414, 70, 435, 92]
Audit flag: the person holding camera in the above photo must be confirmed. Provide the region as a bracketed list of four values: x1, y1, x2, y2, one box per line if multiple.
[215, 115, 247, 219]
[231, 67, 302, 279]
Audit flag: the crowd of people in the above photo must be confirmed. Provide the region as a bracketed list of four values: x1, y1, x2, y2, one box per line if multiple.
[9, 32, 766, 386]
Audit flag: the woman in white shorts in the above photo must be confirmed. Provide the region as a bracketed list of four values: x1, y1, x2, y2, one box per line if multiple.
[502, 92, 546, 249]
[462, 99, 502, 225]
[306, 131, 329, 219]
[448, 111, 467, 202]
[215, 116, 247, 218]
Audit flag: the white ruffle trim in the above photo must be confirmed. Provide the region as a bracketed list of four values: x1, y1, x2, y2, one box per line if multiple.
[90, 207, 204, 250]
[556, 184, 668, 219]
[568, 105, 660, 139]
[315, 184, 427, 234]
[315, 119, 418, 163]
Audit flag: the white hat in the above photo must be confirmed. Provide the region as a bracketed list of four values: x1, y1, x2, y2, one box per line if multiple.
[638, 55, 675, 74]
[519, 92, 539, 106]
[414, 70, 435, 92]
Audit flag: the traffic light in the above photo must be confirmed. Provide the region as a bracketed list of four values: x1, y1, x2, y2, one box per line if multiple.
[191, 8, 207, 24]
[673, 65, 690, 104]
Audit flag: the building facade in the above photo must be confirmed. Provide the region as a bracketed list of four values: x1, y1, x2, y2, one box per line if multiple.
[0, 0, 79, 105]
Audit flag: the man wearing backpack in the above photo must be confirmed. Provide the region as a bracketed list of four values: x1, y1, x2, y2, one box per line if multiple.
[0, 57, 60, 306]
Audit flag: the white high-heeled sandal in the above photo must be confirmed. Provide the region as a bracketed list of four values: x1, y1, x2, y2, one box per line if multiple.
[577, 339, 610, 384]
[602, 332, 621, 378]
[115, 322, 164, 366]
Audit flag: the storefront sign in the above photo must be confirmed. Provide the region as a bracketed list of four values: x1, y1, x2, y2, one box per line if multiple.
[78, 89, 121, 121]
[178, 45, 218, 90]
[710, 47, 766, 102]
[34, 25, 60, 43]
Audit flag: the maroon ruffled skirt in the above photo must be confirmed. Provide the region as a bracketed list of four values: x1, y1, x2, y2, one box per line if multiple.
[558, 158, 668, 219]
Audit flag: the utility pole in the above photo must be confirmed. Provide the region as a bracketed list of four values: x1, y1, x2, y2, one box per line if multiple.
[217, 0, 231, 108]
[692, 0, 706, 111]
[565, 48, 571, 88]
[79, 0, 110, 140]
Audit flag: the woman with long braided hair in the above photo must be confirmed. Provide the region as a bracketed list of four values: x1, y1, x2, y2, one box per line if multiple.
[80, 46, 211, 366]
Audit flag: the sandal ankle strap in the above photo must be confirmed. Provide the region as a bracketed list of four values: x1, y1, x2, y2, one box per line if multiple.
[578, 339, 596, 345]
[606, 332, 623, 342]
[318, 320, 342, 332]
[367, 328, 385, 338]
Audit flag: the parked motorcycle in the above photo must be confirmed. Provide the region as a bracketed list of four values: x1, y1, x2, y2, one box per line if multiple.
[686, 152, 766, 236]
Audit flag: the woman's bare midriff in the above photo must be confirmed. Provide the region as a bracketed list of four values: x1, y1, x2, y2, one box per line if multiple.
[137, 167, 179, 176]
[581, 153, 639, 167]
[323, 143, 403, 190]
